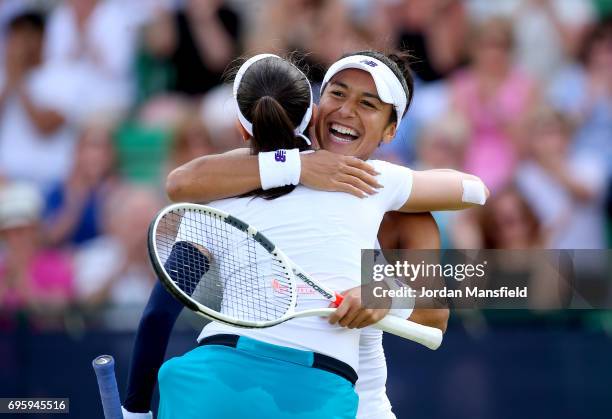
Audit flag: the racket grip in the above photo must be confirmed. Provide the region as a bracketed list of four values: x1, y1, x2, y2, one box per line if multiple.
[375, 316, 443, 350]
[92, 355, 124, 419]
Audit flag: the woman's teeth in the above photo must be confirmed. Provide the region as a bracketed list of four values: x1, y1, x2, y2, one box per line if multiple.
[330, 123, 359, 143]
[331, 123, 358, 137]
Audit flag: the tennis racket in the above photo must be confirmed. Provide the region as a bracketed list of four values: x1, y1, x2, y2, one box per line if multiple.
[148, 203, 442, 350]
[92, 355, 123, 419]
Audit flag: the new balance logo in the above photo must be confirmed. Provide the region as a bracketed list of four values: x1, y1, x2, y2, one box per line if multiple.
[274, 150, 286, 162]
[360, 59, 378, 67]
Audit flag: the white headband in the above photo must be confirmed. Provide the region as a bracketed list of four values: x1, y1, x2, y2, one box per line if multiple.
[321, 55, 408, 124]
[232, 54, 313, 145]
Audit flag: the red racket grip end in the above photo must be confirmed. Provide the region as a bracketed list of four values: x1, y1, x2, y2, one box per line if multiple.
[332, 292, 344, 307]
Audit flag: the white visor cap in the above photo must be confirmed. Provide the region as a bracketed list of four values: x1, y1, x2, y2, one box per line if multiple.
[321, 55, 408, 124]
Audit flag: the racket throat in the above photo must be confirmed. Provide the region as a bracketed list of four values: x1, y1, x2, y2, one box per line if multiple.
[293, 270, 339, 303]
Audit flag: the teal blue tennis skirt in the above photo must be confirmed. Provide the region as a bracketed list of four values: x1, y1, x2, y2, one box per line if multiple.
[157, 335, 359, 419]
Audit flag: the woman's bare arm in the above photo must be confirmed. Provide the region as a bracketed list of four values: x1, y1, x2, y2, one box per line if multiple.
[400, 169, 489, 212]
[381, 212, 449, 333]
[166, 149, 258, 202]
[166, 149, 381, 203]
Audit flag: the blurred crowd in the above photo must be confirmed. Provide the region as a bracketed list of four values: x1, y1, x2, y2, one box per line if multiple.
[0, 0, 611, 329]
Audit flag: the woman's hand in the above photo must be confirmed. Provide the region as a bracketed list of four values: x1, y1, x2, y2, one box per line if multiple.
[328, 286, 391, 329]
[300, 150, 383, 198]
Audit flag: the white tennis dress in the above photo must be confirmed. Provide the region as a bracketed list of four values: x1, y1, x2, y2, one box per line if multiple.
[356, 328, 396, 419]
[355, 241, 413, 419]
[183, 160, 413, 373]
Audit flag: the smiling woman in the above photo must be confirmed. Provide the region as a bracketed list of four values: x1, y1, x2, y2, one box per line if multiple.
[158, 49, 489, 419]
[316, 51, 414, 160]
[164, 50, 485, 211]
[318, 69, 396, 158]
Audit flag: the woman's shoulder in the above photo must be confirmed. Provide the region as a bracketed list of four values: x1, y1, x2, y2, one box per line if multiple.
[366, 159, 412, 172]
[365, 160, 413, 197]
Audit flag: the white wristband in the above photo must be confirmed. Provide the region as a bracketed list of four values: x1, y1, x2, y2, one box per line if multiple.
[122, 406, 153, 419]
[258, 149, 301, 190]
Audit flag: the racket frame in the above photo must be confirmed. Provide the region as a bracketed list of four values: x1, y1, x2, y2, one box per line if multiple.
[149, 203, 306, 328]
[149, 203, 443, 350]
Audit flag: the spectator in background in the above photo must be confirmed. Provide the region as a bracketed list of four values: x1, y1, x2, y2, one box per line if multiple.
[0, 183, 74, 318]
[392, 0, 468, 82]
[417, 112, 469, 171]
[199, 84, 243, 153]
[303, 0, 377, 83]
[416, 113, 470, 249]
[0, 11, 79, 192]
[512, 0, 595, 82]
[345, 0, 396, 53]
[478, 186, 543, 249]
[515, 106, 607, 249]
[168, 112, 216, 170]
[43, 0, 136, 119]
[475, 186, 566, 309]
[43, 121, 120, 247]
[45, 0, 134, 77]
[549, 18, 612, 176]
[548, 18, 612, 247]
[142, 0, 240, 97]
[247, 0, 362, 85]
[450, 17, 538, 192]
[134, 1, 177, 104]
[246, 0, 322, 56]
[73, 185, 161, 327]
[446, 185, 561, 310]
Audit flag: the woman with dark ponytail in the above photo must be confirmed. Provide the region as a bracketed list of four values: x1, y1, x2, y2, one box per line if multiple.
[159, 49, 492, 419]
[232, 53, 314, 199]
[124, 52, 457, 419]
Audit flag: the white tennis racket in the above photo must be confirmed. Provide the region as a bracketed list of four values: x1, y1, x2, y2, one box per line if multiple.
[148, 203, 442, 350]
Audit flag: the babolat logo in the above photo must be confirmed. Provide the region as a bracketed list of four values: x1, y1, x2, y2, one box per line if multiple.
[360, 59, 378, 67]
[296, 272, 333, 299]
[274, 150, 286, 162]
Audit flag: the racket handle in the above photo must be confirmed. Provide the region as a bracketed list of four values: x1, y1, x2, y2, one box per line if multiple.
[92, 355, 124, 419]
[330, 292, 441, 349]
[375, 316, 443, 350]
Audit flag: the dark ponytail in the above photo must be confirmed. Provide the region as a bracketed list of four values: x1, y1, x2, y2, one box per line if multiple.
[251, 96, 302, 154]
[233, 56, 312, 200]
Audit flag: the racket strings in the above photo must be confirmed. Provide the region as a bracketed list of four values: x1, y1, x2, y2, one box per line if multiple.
[155, 209, 294, 323]
[160, 210, 286, 319]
